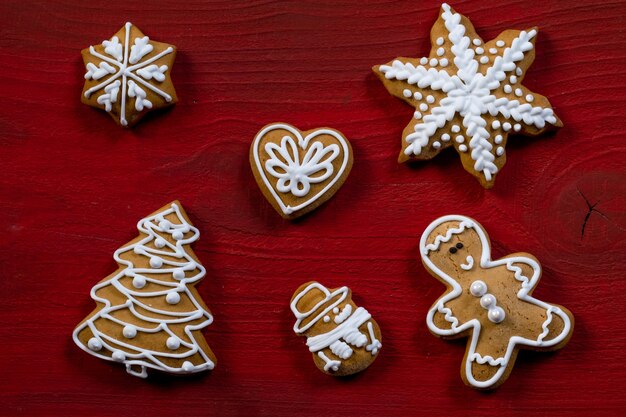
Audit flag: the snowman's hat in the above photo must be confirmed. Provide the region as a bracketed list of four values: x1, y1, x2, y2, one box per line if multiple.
[291, 282, 349, 334]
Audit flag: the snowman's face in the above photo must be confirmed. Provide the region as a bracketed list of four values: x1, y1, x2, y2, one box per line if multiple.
[321, 302, 354, 326]
[424, 224, 484, 279]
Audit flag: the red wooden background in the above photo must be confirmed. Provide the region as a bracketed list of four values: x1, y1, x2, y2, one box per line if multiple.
[2, 1, 626, 415]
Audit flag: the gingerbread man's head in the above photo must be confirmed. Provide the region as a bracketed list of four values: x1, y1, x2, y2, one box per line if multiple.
[291, 282, 354, 337]
[420, 215, 491, 283]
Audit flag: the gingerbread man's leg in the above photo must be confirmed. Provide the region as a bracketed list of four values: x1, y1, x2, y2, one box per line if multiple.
[317, 351, 341, 372]
[365, 321, 382, 355]
[463, 326, 512, 388]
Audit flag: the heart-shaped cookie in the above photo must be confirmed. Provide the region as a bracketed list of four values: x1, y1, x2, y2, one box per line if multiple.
[250, 123, 353, 219]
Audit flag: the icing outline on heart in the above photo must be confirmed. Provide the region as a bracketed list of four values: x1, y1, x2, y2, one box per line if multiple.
[252, 123, 350, 215]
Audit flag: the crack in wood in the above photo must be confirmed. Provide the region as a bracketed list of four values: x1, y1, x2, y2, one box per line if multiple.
[577, 187, 609, 239]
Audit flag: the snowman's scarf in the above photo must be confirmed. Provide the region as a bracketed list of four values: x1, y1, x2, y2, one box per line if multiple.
[306, 307, 371, 353]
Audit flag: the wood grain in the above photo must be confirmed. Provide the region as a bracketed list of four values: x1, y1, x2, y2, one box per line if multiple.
[1, 0, 626, 415]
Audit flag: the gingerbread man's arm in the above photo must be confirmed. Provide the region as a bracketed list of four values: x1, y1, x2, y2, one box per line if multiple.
[498, 253, 542, 296]
[427, 291, 474, 337]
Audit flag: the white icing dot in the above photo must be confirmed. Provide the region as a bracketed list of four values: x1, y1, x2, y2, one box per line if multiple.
[516, 67, 523, 76]
[172, 230, 184, 240]
[132, 276, 146, 289]
[166, 337, 181, 350]
[403, 89, 412, 98]
[419, 103, 428, 112]
[515, 88, 523, 97]
[123, 325, 137, 339]
[133, 246, 142, 255]
[426, 95, 435, 104]
[166, 291, 181, 305]
[333, 307, 339, 314]
[414, 111, 422, 120]
[514, 123, 522, 132]
[526, 94, 534, 102]
[436, 37, 444, 46]
[433, 141, 441, 149]
[470, 281, 487, 297]
[494, 135, 503, 144]
[437, 47, 445, 56]
[503, 85, 512, 94]
[323, 315, 330, 323]
[441, 133, 451, 142]
[472, 39, 481, 46]
[429, 58, 438, 66]
[182, 361, 194, 372]
[496, 40, 505, 47]
[503, 122, 512, 131]
[480, 294, 496, 309]
[489, 48, 497, 54]
[420, 57, 429, 65]
[496, 146, 505, 156]
[154, 238, 166, 248]
[451, 125, 460, 133]
[458, 144, 468, 152]
[158, 220, 171, 231]
[413, 91, 422, 100]
[455, 135, 465, 143]
[112, 350, 126, 362]
[439, 58, 449, 67]
[87, 338, 102, 351]
[492, 120, 501, 129]
[173, 269, 185, 280]
[475, 47, 484, 55]
[509, 75, 517, 84]
[150, 257, 163, 268]
[488, 306, 506, 323]
[479, 56, 489, 64]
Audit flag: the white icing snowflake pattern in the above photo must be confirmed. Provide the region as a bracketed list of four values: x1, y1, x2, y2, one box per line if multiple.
[375, 3, 561, 186]
[83, 22, 174, 126]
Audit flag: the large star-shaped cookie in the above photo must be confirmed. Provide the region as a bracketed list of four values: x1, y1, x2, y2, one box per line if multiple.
[81, 22, 177, 128]
[373, 3, 562, 188]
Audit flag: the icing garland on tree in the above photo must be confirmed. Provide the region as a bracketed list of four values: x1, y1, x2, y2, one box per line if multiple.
[73, 202, 216, 378]
[373, 3, 562, 188]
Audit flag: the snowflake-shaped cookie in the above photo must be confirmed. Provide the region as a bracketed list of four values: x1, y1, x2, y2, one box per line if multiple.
[373, 3, 562, 188]
[81, 22, 177, 127]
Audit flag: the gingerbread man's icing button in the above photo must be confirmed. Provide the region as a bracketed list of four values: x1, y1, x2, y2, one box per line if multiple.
[290, 282, 382, 376]
[420, 215, 574, 389]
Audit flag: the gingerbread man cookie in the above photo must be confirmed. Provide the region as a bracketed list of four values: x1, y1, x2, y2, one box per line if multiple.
[81, 22, 177, 127]
[420, 215, 573, 389]
[373, 3, 562, 188]
[290, 282, 382, 376]
[73, 201, 216, 378]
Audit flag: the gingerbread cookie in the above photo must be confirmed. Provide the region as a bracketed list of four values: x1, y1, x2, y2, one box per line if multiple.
[73, 201, 216, 378]
[250, 123, 353, 219]
[420, 215, 574, 389]
[373, 3, 562, 188]
[290, 282, 382, 376]
[81, 22, 177, 127]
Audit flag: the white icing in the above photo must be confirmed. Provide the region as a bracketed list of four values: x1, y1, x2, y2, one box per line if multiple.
[72, 203, 215, 378]
[83, 22, 174, 126]
[252, 124, 350, 216]
[436, 37, 445, 46]
[496, 40, 505, 47]
[421, 215, 573, 388]
[414, 111, 422, 120]
[494, 135, 503, 144]
[317, 351, 341, 372]
[475, 47, 484, 55]
[496, 146, 504, 156]
[459, 144, 468, 152]
[334, 304, 353, 324]
[489, 48, 497, 54]
[460, 255, 474, 270]
[439, 58, 449, 67]
[426, 95, 435, 104]
[365, 322, 382, 355]
[455, 135, 464, 143]
[437, 47, 445, 56]
[414, 91, 423, 100]
[433, 141, 441, 149]
[377, 4, 558, 181]
[403, 89, 412, 97]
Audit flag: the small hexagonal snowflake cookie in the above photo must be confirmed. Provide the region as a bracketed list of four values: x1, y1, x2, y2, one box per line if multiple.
[81, 22, 178, 128]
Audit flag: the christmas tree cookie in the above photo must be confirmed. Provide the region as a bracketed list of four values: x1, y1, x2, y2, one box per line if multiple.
[420, 215, 574, 389]
[81, 22, 177, 127]
[290, 282, 382, 376]
[373, 3, 562, 188]
[73, 201, 216, 378]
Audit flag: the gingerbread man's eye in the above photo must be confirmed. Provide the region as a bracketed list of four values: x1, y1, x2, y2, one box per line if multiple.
[456, 243, 464, 249]
[449, 246, 457, 254]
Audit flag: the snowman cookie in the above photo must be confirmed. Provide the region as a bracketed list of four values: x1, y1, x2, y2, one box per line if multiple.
[290, 282, 382, 376]
[420, 215, 573, 389]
